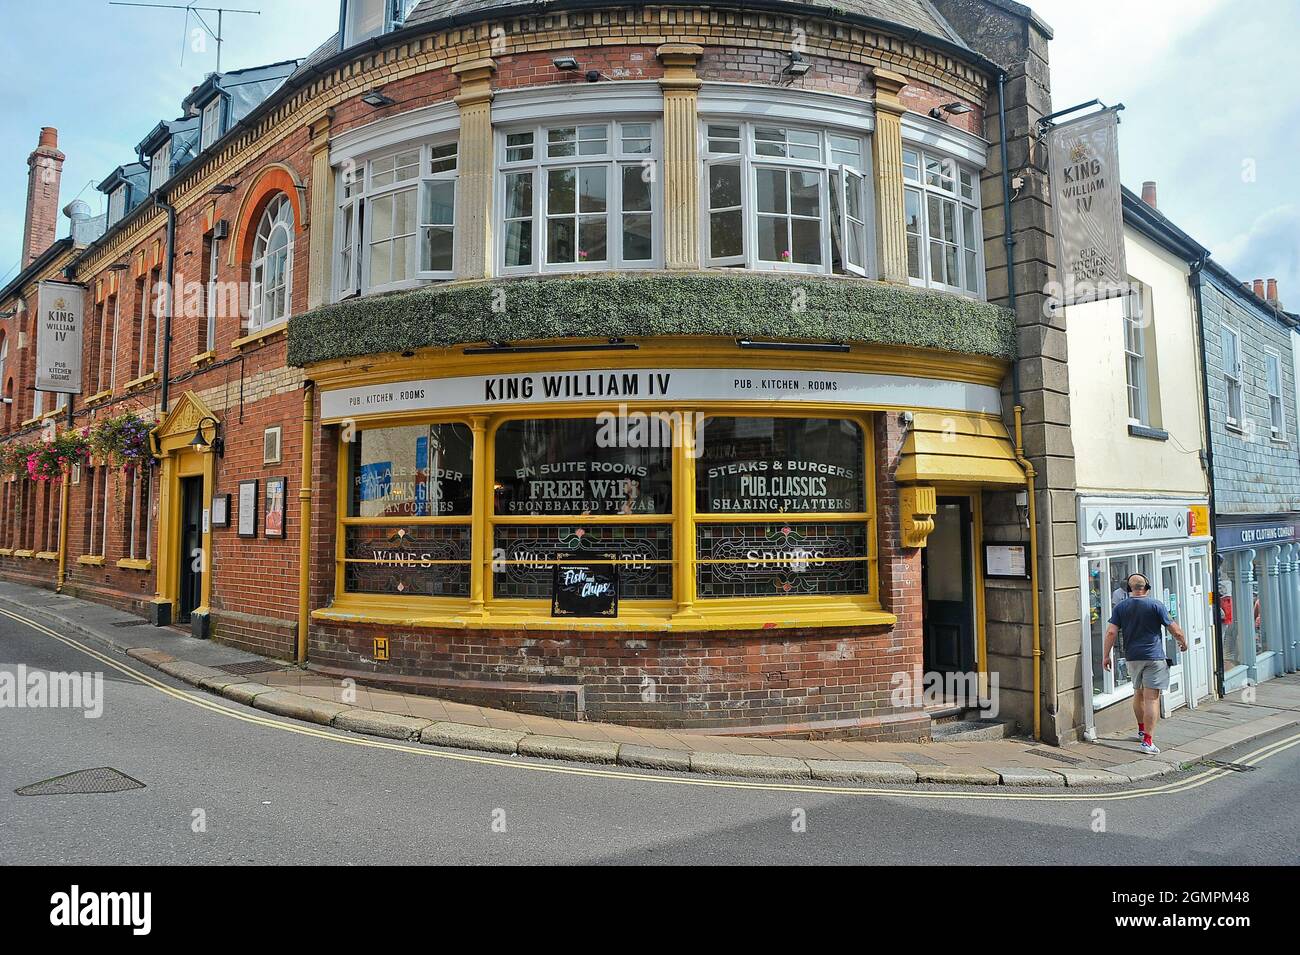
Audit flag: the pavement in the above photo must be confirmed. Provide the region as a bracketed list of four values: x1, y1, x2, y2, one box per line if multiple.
[3, 579, 1299, 789]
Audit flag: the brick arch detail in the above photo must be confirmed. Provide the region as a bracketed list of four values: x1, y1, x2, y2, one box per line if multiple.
[229, 164, 306, 270]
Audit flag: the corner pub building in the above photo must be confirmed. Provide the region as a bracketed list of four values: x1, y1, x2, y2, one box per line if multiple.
[0, 0, 1075, 742]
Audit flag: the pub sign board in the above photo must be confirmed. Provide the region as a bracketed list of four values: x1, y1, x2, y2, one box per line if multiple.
[35, 280, 84, 394]
[551, 553, 620, 618]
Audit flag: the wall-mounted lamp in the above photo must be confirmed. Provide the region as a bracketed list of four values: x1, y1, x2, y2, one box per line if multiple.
[208, 183, 236, 196]
[361, 88, 398, 108]
[784, 51, 811, 76]
[929, 102, 974, 121]
[737, 339, 848, 353]
[107, 261, 130, 272]
[190, 415, 224, 457]
[553, 55, 580, 71]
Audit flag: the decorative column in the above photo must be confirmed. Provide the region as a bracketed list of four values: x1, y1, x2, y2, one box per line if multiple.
[1280, 544, 1298, 673]
[1263, 544, 1283, 670]
[306, 113, 334, 311]
[1235, 548, 1258, 685]
[468, 414, 489, 617]
[871, 68, 910, 283]
[453, 58, 497, 281]
[657, 44, 704, 270]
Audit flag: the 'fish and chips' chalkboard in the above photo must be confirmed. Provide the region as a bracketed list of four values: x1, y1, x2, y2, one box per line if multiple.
[552, 553, 620, 618]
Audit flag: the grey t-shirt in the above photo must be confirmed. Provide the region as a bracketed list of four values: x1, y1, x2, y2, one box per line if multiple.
[1109, 596, 1173, 661]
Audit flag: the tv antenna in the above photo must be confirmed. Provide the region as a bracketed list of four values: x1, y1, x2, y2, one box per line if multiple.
[109, 2, 260, 73]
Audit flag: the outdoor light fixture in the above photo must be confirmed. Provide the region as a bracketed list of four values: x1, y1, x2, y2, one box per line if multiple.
[586, 70, 604, 83]
[929, 102, 973, 121]
[361, 88, 397, 108]
[463, 339, 638, 356]
[553, 55, 580, 71]
[189, 415, 224, 457]
[107, 261, 130, 271]
[737, 339, 849, 354]
[208, 183, 236, 195]
[784, 52, 812, 76]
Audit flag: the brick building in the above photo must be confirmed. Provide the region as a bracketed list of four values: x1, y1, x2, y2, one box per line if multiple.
[0, 0, 1084, 742]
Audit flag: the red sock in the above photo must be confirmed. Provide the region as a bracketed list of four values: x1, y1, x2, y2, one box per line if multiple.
[1138, 722, 1145, 732]
[1143, 732, 1152, 745]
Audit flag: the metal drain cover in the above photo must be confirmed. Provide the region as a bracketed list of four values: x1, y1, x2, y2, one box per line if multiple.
[215, 660, 283, 676]
[1197, 759, 1257, 773]
[17, 767, 145, 796]
[111, 619, 151, 628]
[1026, 747, 1084, 766]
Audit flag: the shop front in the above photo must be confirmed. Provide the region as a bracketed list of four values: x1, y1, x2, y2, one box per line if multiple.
[1080, 496, 1215, 735]
[303, 336, 1025, 736]
[1215, 515, 1300, 691]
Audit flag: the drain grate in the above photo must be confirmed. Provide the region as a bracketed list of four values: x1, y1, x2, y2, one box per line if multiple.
[215, 660, 283, 676]
[17, 767, 145, 796]
[1026, 747, 1084, 766]
[111, 619, 151, 628]
[1197, 759, 1257, 773]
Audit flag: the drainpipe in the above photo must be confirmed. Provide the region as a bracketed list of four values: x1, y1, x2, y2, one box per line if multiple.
[157, 196, 177, 414]
[998, 72, 1043, 739]
[297, 381, 315, 665]
[55, 262, 79, 594]
[1189, 256, 1227, 697]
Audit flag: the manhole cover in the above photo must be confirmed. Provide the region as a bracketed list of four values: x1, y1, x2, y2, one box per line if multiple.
[1196, 759, 1256, 773]
[111, 619, 150, 628]
[17, 767, 145, 796]
[215, 660, 282, 676]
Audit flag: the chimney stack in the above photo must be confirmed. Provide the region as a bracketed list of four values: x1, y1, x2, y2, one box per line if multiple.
[1141, 181, 1158, 209]
[1266, 279, 1280, 307]
[1253, 279, 1266, 300]
[22, 127, 65, 268]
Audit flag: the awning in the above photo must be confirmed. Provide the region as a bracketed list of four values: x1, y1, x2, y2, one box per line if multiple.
[896, 412, 1026, 486]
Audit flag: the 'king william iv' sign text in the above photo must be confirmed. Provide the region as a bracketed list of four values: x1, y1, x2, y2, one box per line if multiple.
[35, 280, 84, 395]
[1046, 108, 1127, 307]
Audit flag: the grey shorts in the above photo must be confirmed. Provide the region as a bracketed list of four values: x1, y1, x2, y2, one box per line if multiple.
[1128, 659, 1169, 691]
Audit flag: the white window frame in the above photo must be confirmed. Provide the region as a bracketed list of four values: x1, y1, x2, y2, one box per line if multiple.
[249, 194, 295, 332]
[335, 137, 459, 301]
[1265, 349, 1285, 439]
[701, 120, 873, 278]
[495, 120, 663, 276]
[903, 146, 984, 298]
[343, 0, 415, 47]
[1123, 283, 1149, 426]
[200, 98, 223, 151]
[204, 234, 220, 352]
[149, 146, 169, 193]
[1221, 324, 1244, 428]
[108, 186, 127, 226]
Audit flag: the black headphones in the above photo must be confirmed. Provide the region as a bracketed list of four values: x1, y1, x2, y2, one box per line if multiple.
[1126, 573, 1150, 593]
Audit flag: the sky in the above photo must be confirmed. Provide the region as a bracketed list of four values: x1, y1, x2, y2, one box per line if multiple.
[1, 0, 1297, 304]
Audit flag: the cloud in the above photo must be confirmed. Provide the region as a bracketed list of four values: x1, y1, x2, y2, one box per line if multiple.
[1216, 205, 1300, 308]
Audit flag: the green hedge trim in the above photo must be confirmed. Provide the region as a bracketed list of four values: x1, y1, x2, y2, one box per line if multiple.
[288, 271, 1015, 367]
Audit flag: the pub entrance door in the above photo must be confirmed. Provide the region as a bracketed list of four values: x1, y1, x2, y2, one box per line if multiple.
[922, 496, 977, 701]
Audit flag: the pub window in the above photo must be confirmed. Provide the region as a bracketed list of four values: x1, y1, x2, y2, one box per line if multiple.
[492, 417, 674, 601]
[704, 122, 871, 277]
[249, 194, 294, 331]
[903, 147, 983, 296]
[342, 423, 474, 598]
[694, 416, 872, 598]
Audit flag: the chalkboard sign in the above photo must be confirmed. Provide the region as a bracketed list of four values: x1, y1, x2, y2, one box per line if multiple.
[551, 553, 620, 618]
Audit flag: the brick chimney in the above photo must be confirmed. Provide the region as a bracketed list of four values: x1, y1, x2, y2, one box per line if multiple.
[1253, 278, 1266, 299]
[23, 127, 65, 267]
[1141, 181, 1158, 209]
[1266, 279, 1281, 308]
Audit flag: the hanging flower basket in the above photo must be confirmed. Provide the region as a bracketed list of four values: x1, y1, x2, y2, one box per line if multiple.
[89, 411, 153, 472]
[0, 442, 36, 479]
[25, 429, 91, 482]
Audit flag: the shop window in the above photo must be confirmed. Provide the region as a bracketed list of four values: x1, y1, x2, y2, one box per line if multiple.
[704, 123, 870, 276]
[1089, 552, 1154, 701]
[493, 417, 675, 600]
[1220, 325, 1243, 427]
[695, 417, 870, 597]
[335, 139, 458, 299]
[498, 122, 660, 274]
[903, 147, 983, 296]
[249, 194, 294, 331]
[343, 423, 474, 598]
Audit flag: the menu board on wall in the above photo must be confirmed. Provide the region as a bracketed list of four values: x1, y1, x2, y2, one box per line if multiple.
[551, 553, 620, 618]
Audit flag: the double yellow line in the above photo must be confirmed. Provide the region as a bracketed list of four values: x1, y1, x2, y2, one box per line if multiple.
[4, 603, 1297, 802]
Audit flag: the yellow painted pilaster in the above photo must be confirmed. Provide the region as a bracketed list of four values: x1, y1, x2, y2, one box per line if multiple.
[671, 414, 701, 622]
[306, 113, 335, 311]
[453, 59, 497, 281]
[657, 44, 704, 270]
[468, 414, 489, 616]
[197, 446, 215, 616]
[871, 69, 910, 283]
[152, 455, 177, 620]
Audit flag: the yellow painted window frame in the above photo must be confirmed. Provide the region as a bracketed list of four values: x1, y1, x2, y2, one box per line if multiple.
[330, 405, 883, 630]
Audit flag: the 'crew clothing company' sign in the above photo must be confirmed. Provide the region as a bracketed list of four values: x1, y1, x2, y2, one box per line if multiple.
[35, 280, 84, 394]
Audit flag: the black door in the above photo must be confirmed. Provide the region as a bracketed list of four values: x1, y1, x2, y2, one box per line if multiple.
[922, 496, 976, 676]
[178, 477, 203, 623]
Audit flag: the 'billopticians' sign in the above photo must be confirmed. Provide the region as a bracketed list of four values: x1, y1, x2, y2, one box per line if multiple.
[35, 280, 84, 395]
[1081, 504, 1202, 546]
[1046, 108, 1127, 305]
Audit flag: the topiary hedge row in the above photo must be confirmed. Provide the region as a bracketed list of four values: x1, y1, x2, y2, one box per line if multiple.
[287, 271, 1015, 367]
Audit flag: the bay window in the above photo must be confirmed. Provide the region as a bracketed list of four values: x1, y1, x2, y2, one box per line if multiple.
[903, 147, 983, 296]
[335, 138, 458, 299]
[497, 121, 661, 273]
[704, 122, 871, 276]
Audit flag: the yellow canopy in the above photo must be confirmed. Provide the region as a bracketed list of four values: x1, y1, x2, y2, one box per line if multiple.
[896, 412, 1026, 486]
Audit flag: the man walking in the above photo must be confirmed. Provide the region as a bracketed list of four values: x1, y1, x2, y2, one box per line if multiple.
[1102, 573, 1187, 754]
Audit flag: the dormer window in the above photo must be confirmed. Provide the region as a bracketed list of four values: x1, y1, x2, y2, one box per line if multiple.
[200, 99, 223, 150]
[108, 185, 127, 226]
[149, 146, 169, 192]
[343, 0, 416, 48]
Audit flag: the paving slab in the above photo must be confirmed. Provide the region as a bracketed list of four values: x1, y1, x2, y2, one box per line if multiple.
[222, 681, 276, 706]
[333, 709, 433, 741]
[517, 735, 620, 764]
[254, 690, 354, 726]
[1056, 768, 1129, 787]
[912, 766, 1000, 786]
[807, 760, 917, 784]
[1109, 759, 1175, 782]
[689, 752, 812, 779]
[617, 745, 693, 772]
[992, 767, 1065, 787]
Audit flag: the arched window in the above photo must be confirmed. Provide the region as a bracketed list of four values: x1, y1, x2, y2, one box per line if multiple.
[249, 193, 294, 331]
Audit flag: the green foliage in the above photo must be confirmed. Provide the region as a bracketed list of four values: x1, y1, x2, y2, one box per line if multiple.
[88, 410, 152, 471]
[288, 272, 1015, 367]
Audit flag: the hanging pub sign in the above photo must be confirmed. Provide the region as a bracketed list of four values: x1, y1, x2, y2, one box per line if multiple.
[1045, 108, 1127, 306]
[35, 280, 85, 394]
[552, 553, 620, 618]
